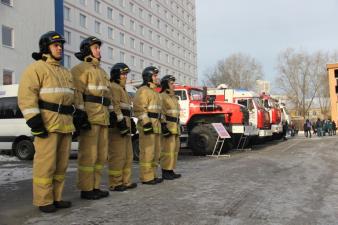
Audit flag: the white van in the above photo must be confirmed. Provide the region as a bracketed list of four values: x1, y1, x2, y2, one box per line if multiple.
[0, 84, 79, 160]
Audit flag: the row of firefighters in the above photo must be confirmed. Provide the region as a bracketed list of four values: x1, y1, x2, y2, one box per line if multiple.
[17, 31, 182, 213]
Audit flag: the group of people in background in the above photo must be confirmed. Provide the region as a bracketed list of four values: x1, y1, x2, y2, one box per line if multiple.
[17, 31, 181, 213]
[303, 118, 337, 138]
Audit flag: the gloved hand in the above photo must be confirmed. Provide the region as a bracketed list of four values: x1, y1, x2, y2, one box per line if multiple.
[117, 118, 130, 136]
[73, 109, 91, 136]
[143, 122, 153, 135]
[109, 112, 117, 128]
[26, 114, 48, 138]
[161, 123, 171, 137]
[131, 119, 137, 135]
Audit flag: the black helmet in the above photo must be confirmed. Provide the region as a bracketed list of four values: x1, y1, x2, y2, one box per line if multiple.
[75, 36, 102, 61]
[110, 63, 130, 83]
[160, 75, 176, 92]
[32, 31, 65, 60]
[142, 66, 159, 85]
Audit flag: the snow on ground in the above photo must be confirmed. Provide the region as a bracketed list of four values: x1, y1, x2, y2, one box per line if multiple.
[0, 155, 19, 162]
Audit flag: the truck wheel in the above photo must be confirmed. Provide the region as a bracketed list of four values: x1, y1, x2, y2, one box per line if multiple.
[189, 124, 218, 156]
[132, 134, 140, 161]
[15, 139, 35, 160]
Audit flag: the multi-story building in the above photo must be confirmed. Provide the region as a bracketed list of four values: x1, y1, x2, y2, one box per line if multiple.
[0, 0, 197, 85]
[0, 0, 57, 85]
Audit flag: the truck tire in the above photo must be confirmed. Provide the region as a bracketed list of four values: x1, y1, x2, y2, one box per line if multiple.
[15, 139, 35, 160]
[189, 124, 218, 156]
[132, 134, 140, 161]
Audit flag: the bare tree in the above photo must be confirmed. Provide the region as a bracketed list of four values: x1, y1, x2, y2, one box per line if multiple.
[204, 53, 264, 89]
[275, 48, 330, 117]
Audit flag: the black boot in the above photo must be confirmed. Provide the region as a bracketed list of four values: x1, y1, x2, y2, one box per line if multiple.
[142, 179, 157, 185]
[171, 170, 181, 179]
[39, 204, 57, 213]
[54, 200, 72, 208]
[125, 183, 137, 189]
[162, 169, 174, 180]
[109, 185, 127, 192]
[81, 190, 101, 200]
[94, 189, 109, 198]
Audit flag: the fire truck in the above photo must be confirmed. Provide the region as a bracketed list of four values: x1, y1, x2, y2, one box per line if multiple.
[207, 86, 272, 139]
[260, 93, 283, 137]
[174, 84, 256, 155]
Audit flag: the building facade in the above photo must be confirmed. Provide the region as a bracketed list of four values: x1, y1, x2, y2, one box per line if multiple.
[327, 63, 338, 123]
[0, 0, 55, 85]
[1, 0, 197, 85]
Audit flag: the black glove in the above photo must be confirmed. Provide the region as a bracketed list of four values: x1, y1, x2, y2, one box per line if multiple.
[73, 109, 91, 134]
[143, 122, 153, 135]
[131, 119, 137, 135]
[117, 118, 130, 136]
[109, 112, 117, 128]
[161, 123, 171, 137]
[26, 114, 48, 138]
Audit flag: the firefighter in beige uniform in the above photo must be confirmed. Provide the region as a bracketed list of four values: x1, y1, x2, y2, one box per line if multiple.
[18, 31, 77, 213]
[107, 63, 137, 191]
[160, 75, 182, 180]
[71, 37, 110, 200]
[133, 66, 170, 184]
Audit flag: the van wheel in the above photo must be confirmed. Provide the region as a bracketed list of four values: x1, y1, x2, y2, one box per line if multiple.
[132, 134, 140, 161]
[15, 140, 35, 160]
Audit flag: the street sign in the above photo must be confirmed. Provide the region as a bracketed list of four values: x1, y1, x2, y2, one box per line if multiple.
[211, 123, 231, 139]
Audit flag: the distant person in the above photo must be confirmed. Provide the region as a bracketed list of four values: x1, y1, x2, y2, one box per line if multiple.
[333, 120, 337, 135]
[282, 120, 288, 141]
[316, 118, 323, 137]
[304, 119, 312, 138]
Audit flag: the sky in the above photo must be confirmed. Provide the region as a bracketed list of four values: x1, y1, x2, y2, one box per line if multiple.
[196, 0, 338, 89]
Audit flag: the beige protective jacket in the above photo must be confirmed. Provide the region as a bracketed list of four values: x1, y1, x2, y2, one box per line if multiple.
[160, 90, 181, 135]
[133, 83, 162, 133]
[71, 56, 111, 126]
[110, 82, 132, 128]
[18, 54, 77, 133]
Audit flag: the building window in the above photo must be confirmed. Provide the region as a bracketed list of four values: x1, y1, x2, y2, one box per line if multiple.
[1, 0, 13, 6]
[64, 30, 71, 44]
[79, 0, 86, 5]
[139, 25, 144, 36]
[149, 46, 153, 56]
[130, 55, 135, 66]
[94, 0, 100, 13]
[119, 32, 125, 45]
[148, 14, 153, 23]
[108, 27, 113, 39]
[79, 14, 87, 28]
[139, 8, 143, 18]
[158, 50, 161, 60]
[108, 47, 113, 59]
[129, 2, 134, 12]
[64, 55, 71, 69]
[119, 14, 124, 25]
[140, 59, 144, 69]
[148, 29, 153, 40]
[130, 38, 135, 49]
[166, 54, 169, 63]
[140, 42, 144, 53]
[119, 0, 125, 7]
[157, 19, 160, 29]
[95, 21, 101, 33]
[3, 69, 13, 85]
[156, 4, 160, 13]
[120, 51, 125, 62]
[130, 20, 135, 31]
[107, 7, 113, 20]
[2, 25, 13, 47]
[64, 6, 70, 21]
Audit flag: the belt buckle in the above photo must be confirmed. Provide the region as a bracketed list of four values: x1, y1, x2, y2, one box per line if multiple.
[101, 96, 104, 105]
[57, 103, 62, 113]
[72, 105, 76, 115]
[176, 117, 179, 123]
[158, 113, 161, 119]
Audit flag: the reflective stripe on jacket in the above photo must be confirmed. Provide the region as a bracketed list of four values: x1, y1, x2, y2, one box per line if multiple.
[161, 90, 180, 135]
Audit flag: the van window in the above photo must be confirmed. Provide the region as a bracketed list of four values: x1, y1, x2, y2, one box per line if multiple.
[237, 99, 248, 108]
[0, 97, 23, 119]
[174, 90, 187, 100]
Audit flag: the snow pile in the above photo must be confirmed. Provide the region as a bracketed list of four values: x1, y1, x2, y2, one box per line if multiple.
[0, 166, 32, 185]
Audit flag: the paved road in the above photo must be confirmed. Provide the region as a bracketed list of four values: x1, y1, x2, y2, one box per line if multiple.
[1, 136, 338, 225]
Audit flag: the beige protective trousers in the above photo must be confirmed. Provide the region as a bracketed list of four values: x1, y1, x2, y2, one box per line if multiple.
[139, 131, 161, 182]
[77, 125, 108, 191]
[33, 133, 71, 206]
[160, 135, 180, 170]
[108, 130, 133, 188]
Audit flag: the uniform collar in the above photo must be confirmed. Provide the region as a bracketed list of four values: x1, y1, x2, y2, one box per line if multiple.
[166, 89, 175, 96]
[84, 56, 100, 66]
[148, 82, 157, 89]
[42, 54, 61, 66]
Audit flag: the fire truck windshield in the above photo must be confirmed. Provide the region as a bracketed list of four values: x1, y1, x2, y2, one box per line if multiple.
[189, 89, 203, 101]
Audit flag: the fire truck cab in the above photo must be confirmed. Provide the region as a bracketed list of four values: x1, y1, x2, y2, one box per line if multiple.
[260, 93, 283, 136]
